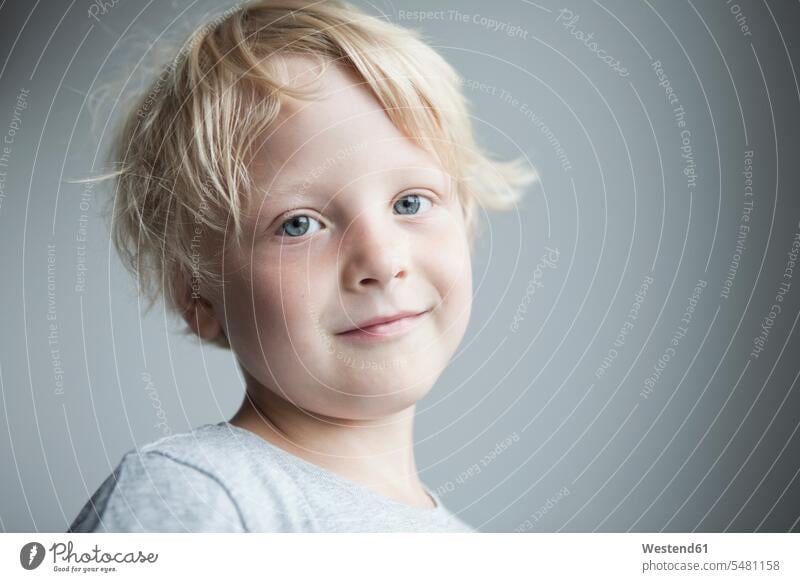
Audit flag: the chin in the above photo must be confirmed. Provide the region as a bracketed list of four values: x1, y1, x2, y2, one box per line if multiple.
[315, 382, 437, 421]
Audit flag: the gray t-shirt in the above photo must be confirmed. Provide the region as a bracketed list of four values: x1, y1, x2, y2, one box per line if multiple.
[68, 422, 474, 533]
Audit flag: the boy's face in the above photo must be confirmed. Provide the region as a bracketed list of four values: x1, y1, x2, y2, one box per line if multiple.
[207, 58, 473, 420]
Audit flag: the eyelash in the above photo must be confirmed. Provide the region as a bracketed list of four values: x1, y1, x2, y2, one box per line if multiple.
[274, 192, 435, 240]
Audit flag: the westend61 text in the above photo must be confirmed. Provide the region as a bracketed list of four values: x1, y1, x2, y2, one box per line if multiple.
[643, 543, 708, 554]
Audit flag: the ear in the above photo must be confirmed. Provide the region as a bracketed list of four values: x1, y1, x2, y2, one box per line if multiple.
[180, 288, 222, 342]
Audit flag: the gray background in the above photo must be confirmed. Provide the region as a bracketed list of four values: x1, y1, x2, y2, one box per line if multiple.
[1, 0, 799, 532]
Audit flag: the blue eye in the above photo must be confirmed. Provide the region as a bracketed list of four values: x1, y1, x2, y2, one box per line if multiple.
[394, 193, 432, 215]
[276, 193, 432, 239]
[278, 215, 323, 237]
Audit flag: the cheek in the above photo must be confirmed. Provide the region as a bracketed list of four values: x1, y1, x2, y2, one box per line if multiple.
[253, 256, 344, 366]
[248, 264, 319, 341]
[221, 258, 314, 348]
[444, 253, 473, 337]
[427, 214, 473, 338]
[432, 206, 472, 290]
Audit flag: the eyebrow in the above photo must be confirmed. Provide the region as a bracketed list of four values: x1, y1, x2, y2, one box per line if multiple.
[256, 179, 312, 209]
[256, 163, 450, 212]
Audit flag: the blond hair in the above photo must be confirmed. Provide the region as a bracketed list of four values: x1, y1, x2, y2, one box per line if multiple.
[103, 0, 536, 348]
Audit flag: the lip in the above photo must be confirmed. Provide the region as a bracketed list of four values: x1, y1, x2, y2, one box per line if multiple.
[335, 310, 429, 342]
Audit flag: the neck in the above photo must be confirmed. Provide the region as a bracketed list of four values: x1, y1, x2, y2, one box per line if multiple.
[229, 372, 435, 509]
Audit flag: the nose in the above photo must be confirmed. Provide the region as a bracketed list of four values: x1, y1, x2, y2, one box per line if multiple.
[340, 210, 410, 293]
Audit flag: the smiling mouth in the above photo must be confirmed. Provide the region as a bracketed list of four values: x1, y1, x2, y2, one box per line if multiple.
[335, 311, 429, 341]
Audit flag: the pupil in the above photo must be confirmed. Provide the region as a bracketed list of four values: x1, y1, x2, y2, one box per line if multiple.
[400, 195, 419, 214]
[287, 216, 308, 236]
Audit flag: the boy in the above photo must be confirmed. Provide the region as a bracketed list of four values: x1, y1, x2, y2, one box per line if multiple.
[69, 0, 534, 532]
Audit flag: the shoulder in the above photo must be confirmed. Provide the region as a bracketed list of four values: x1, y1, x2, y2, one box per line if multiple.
[68, 444, 246, 532]
[69, 424, 302, 532]
[136, 424, 306, 505]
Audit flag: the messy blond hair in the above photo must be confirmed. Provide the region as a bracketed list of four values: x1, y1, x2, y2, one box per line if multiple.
[104, 0, 536, 348]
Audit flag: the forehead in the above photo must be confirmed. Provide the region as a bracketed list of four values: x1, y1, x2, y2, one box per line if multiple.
[248, 57, 446, 198]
